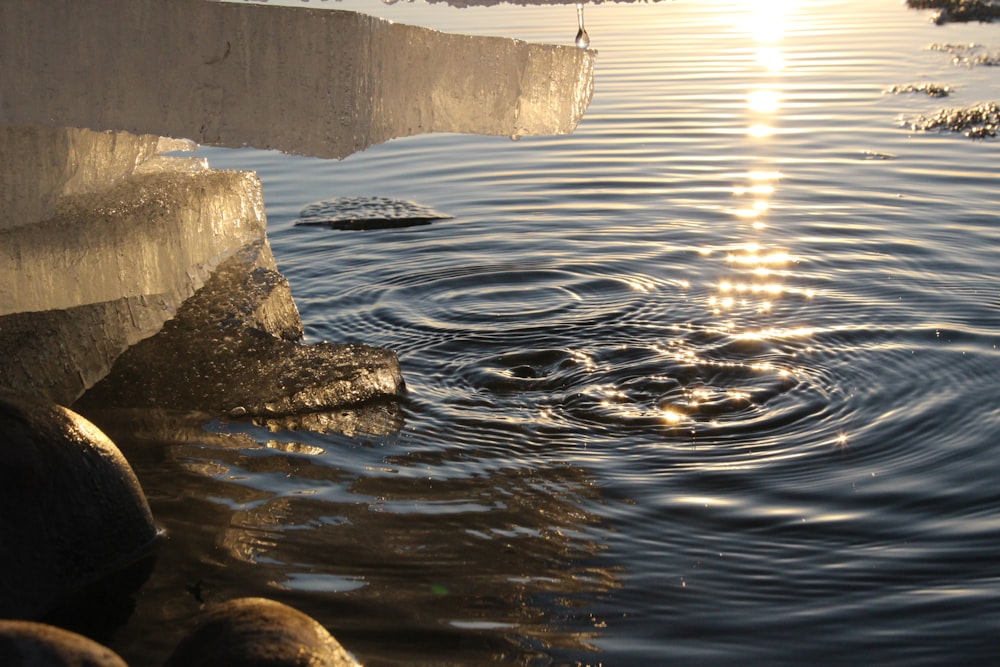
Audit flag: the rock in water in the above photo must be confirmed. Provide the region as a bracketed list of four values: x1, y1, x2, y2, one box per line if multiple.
[165, 597, 361, 667]
[0, 621, 129, 667]
[295, 196, 450, 230]
[0, 391, 157, 621]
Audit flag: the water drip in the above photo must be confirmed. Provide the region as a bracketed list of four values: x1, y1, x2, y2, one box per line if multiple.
[575, 4, 590, 49]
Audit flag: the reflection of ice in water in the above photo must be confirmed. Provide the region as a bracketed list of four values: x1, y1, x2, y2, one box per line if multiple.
[575, 4, 590, 49]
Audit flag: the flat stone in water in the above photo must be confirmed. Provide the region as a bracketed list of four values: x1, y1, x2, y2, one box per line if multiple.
[295, 196, 451, 230]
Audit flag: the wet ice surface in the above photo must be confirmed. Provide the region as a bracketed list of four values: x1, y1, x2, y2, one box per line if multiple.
[294, 197, 452, 230]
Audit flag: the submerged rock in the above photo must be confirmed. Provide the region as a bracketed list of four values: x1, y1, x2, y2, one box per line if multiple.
[0, 391, 157, 621]
[0, 621, 128, 667]
[929, 42, 1000, 66]
[295, 196, 451, 231]
[75, 242, 404, 424]
[164, 598, 361, 667]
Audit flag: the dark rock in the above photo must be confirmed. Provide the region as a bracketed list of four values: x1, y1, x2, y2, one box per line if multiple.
[906, 0, 1000, 24]
[0, 391, 157, 621]
[0, 620, 128, 667]
[164, 597, 361, 667]
[295, 196, 450, 231]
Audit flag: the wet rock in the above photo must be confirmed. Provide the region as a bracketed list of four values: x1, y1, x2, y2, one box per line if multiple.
[906, 0, 1000, 24]
[886, 82, 954, 97]
[906, 101, 1000, 138]
[929, 42, 1000, 67]
[0, 620, 128, 667]
[164, 597, 361, 667]
[295, 196, 451, 231]
[0, 391, 157, 621]
[75, 243, 404, 423]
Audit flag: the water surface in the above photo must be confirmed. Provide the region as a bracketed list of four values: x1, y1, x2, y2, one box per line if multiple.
[101, 1, 1000, 665]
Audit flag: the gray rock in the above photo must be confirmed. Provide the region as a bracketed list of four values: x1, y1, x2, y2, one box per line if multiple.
[0, 620, 128, 667]
[164, 597, 361, 667]
[0, 391, 157, 620]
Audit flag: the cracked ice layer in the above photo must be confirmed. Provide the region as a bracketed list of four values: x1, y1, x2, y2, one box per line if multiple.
[0, 0, 595, 160]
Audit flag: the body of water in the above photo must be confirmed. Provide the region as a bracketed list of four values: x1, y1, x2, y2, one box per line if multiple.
[99, 1, 1000, 664]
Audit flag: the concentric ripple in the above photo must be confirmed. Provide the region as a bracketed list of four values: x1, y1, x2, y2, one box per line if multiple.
[152, 2, 1000, 665]
[375, 266, 590, 331]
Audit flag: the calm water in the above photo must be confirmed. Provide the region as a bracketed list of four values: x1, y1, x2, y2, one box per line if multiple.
[96, 1, 1000, 665]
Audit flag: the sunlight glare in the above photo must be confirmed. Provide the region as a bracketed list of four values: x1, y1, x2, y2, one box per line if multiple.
[661, 408, 684, 425]
[748, 89, 782, 114]
[745, 0, 794, 44]
[756, 45, 785, 71]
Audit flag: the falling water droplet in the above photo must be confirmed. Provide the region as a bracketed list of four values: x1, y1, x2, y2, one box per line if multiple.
[575, 4, 590, 49]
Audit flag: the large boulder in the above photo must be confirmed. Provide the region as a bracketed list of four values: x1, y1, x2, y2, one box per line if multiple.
[0, 621, 128, 667]
[164, 598, 361, 667]
[0, 391, 157, 621]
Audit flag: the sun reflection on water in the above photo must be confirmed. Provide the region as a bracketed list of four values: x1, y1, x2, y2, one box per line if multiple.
[653, 0, 814, 435]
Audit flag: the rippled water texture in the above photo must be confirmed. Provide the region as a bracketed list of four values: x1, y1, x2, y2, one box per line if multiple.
[98, 1, 1000, 665]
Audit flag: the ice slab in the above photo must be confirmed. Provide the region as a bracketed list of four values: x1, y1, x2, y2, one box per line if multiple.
[0, 165, 268, 404]
[0, 0, 595, 159]
[0, 126, 164, 231]
[0, 169, 265, 317]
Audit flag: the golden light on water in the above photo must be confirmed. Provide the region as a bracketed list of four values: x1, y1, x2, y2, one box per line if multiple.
[748, 89, 782, 114]
[744, 0, 795, 44]
[641, 2, 810, 434]
[661, 408, 685, 425]
[756, 45, 785, 72]
[734, 326, 815, 341]
[726, 249, 792, 265]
